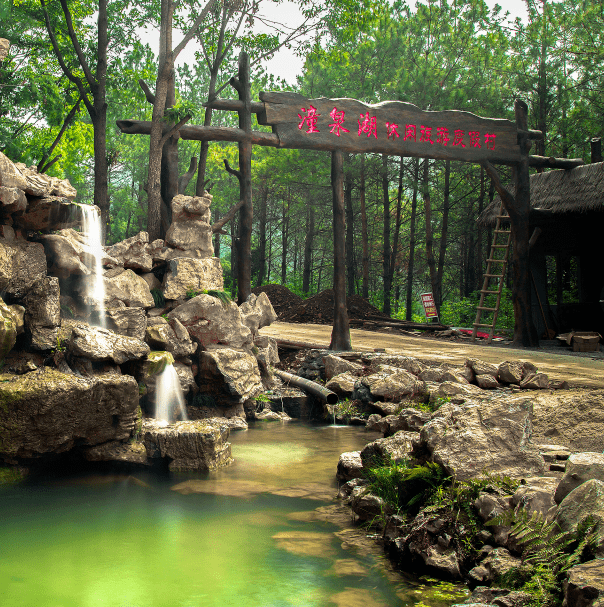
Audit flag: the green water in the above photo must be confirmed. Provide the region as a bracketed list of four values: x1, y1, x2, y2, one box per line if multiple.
[0, 422, 467, 607]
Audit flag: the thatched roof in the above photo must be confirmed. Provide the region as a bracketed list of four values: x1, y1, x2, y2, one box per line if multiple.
[477, 161, 604, 227]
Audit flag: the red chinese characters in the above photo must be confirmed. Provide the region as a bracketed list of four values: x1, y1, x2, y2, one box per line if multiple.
[436, 127, 450, 146]
[484, 133, 496, 150]
[419, 125, 434, 144]
[404, 124, 416, 141]
[298, 105, 320, 133]
[452, 130, 466, 147]
[468, 131, 482, 148]
[329, 107, 350, 137]
[358, 112, 378, 138]
[386, 122, 400, 140]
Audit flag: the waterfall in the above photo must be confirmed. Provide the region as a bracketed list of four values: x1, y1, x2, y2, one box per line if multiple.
[155, 363, 188, 425]
[79, 204, 106, 329]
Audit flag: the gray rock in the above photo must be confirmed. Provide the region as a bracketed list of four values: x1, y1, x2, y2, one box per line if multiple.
[431, 381, 484, 402]
[397, 407, 431, 432]
[554, 479, 604, 555]
[67, 323, 150, 364]
[360, 364, 427, 402]
[324, 354, 363, 381]
[466, 358, 499, 378]
[145, 317, 197, 358]
[360, 431, 419, 467]
[0, 367, 139, 461]
[253, 335, 279, 372]
[369, 355, 425, 376]
[162, 257, 224, 300]
[420, 367, 447, 382]
[165, 194, 213, 258]
[0, 299, 22, 360]
[239, 292, 277, 335]
[337, 451, 364, 481]
[0, 186, 27, 213]
[421, 398, 545, 481]
[520, 372, 550, 390]
[555, 453, 604, 504]
[479, 548, 522, 582]
[198, 348, 263, 404]
[563, 560, 604, 607]
[365, 413, 382, 432]
[0, 239, 47, 299]
[351, 491, 394, 522]
[326, 371, 358, 397]
[474, 492, 513, 546]
[103, 268, 154, 308]
[83, 440, 149, 466]
[106, 307, 147, 341]
[24, 277, 60, 350]
[41, 232, 90, 277]
[142, 418, 233, 472]
[169, 294, 252, 350]
[512, 476, 558, 516]
[15, 197, 80, 231]
[498, 361, 524, 385]
[0, 151, 28, 190]
[476, 374, 501, 389]
[442, 370, 470, 384]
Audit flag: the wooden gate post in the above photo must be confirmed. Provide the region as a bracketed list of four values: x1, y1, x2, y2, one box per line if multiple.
[512, 99, 539, 346]
[232, 51, 253, 304]
[329, 149, 352, 351]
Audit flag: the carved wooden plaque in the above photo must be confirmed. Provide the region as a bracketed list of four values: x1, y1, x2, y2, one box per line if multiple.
[258, 92, 520, 164]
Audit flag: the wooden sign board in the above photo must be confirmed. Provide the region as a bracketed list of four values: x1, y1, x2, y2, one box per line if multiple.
[420, 292, 439, 319]
[258, 91, 520, 164]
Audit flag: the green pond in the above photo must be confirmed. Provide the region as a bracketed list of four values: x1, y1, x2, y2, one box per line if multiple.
[0, 422, 468, 607]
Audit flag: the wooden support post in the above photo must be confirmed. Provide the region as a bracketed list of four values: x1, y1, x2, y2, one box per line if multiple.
[591, 137, 602, 164]
[512, 100, 539, 347]
[233, 51, 253, 304]
[329, 149, 352, 351]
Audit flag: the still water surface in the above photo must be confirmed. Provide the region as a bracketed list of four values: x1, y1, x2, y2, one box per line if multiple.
[0, 422, 466, 607]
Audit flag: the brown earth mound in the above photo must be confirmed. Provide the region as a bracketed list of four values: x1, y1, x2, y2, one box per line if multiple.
[252, 284, 304, 319]
[281, 289, 388, 325]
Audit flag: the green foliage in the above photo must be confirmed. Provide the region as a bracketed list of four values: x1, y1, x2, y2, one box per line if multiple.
[150, 288, 165, 308]
[415, 396, 450, 414]
[336, 398, 362, 419]
[254, 393, 271, 403]
[185, 288, 199, 300]
[365, 458, 449, 514]
[440, 288, 514, 332]
[490, 510, 601, 607]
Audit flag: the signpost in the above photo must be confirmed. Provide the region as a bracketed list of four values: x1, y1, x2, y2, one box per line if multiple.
[420, 293, 439, 320]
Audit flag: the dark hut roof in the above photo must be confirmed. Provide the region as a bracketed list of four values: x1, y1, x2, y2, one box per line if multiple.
[477, 161, 604, 227]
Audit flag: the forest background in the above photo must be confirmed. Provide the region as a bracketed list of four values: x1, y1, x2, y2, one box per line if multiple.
[1, 0, 602, 329]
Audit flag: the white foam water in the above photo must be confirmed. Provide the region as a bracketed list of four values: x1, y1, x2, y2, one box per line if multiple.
[79, 204, 106, 329]
[155, 363, 188, 424]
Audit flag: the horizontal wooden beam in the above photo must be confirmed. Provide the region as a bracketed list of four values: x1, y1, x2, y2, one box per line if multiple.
[528, 155, 584, 169]
[116, 120, 279, 147]
[203, 99, 265, 113]
[518, 129, 544, 140]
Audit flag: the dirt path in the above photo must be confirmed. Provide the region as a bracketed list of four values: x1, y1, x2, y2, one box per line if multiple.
[260, 322, 604, 389]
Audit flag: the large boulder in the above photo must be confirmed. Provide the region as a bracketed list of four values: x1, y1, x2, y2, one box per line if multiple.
[0, 367, 139, 462]
[360, 431, 419, 467]
[563, 560, 604, 607]
[105, 231, 153, 272]
[0, 151, 28, 191]
[23, 277, 60, 350]
[554, 479, 604, 555]
[169, 294, 252, 350]
[102, 268, 154, 308]
[66, 323, 150, 364]
[106, 307, 148, 341]
[0, 299, 24, 360]
[358, 365, 427, 402]
[368, 355, 425, 376]
[324, 354, 363, 381]
[198, 348, 263, 405]
[555, 453, 604, 504]
[512, 476, 558, 517]
[145, 317, 197, 358]
[0, 239, 47, 298]
[421, 398, 545, 481]
[239, 292, 277, 335]
[326, 371, 358, 397]
[336, 451, 364, 481]
[141, 418, 233, 472]
[162, 257, 224, 300]
[14, 163, 77, 199]
[13, 197, 80, 231]
[0, 185, 27, 214]
[164, 194, 213, 258]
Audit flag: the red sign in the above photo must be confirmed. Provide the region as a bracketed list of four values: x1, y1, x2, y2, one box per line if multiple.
[421, 293, 438, 319]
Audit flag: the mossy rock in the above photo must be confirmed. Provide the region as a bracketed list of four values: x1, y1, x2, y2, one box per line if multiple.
[146, 351, 175, 376]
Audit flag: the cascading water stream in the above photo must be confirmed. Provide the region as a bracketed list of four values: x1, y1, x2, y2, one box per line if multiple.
[155, 363, 188, 425]
[79, 204, 107, 329]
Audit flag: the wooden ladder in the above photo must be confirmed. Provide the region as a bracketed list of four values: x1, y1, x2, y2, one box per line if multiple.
[472, 202, 511, 344]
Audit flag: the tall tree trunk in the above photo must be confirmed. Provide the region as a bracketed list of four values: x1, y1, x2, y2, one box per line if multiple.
[423, 160, 438, 314]
[281, 194, 288, 284]
[230, 217, 238, 296]
[302, 196, 315, 294]
[213, 209, 221, 257]
[256, 181, 268, 287]
[382, 154, 392, 316]
[360, 155, 369, 299]
[435, 160, 450, 309]
[388, 156, 404, 308]
[405, 158, 420, 320]
[330, 149, 351, 351]
[345, 163, 355, 296]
